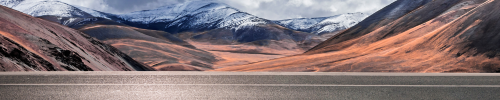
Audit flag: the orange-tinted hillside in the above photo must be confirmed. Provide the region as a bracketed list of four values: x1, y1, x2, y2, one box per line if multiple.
[215, 0, 500, 73]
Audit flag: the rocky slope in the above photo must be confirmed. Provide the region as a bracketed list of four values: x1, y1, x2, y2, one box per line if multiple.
[0, 5, 154, 71]
[215, 0, 500, 73]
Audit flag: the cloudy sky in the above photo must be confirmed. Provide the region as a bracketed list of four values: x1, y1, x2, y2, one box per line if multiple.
[57, 0, 396, 20]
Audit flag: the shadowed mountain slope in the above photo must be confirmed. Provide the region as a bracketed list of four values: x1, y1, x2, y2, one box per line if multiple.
[184, 24, 323, 55]
[0, 5, 153, 71]
[215, 0, 500, 73]
[37, 15, 222, 71]
[78, 25, 221, 71]
[37, 15, 126, 29]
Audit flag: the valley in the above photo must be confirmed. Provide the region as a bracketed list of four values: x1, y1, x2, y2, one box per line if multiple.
[1, 0, 499, 72]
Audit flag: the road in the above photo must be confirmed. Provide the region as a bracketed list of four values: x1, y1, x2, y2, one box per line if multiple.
[0, 72, 499, 100]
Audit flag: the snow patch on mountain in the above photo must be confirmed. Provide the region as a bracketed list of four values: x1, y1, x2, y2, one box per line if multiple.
[73, 5, 113, 19]
[0, 0, 114, 19]
[13, 1, 92, 17]
[273, 17, 328, 31]
[274, 12, 368, 35]
[119, 1, 235, 23]
[0, 0, 23, 7]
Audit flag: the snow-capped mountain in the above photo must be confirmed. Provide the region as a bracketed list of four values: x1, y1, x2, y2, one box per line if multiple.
[0, 0, 360, 52]
[118, 1, 271, 33]
[118, 1, 368, 35]
[1, 0, 367, 36]
[0, 0, 114, 19]
[0, 0, 22, 7]
[117, 1, 327, 52]
[274, 13, 368, 35]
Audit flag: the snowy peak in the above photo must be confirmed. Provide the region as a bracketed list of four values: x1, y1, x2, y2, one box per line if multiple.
[0, 0, 114, 18]
[0, 0, 23, 7]
[73, 5, 115, 19]
[273, 17, 329, 31]
[119, 1, 241, 23]
[9, 0, 92, 17]
[312, 12, 368, 34]
[274, 12, 368, 35]
[118, 1, 270, 32]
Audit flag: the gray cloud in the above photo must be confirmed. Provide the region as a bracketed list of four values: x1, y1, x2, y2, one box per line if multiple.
[217, 0, 396, 20]
[57, 0, 188, 13]
[57, 0, 395, 20]
[101, 0, 188, 13]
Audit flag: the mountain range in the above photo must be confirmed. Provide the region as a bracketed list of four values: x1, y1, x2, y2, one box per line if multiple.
[0, 0, 369, 71]
[1, 0, 365, 37]
[2, 0, 499, 72]
[1, 0, 367, 53]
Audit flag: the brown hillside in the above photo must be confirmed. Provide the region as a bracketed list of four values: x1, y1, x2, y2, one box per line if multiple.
[214, 0, 500, 73]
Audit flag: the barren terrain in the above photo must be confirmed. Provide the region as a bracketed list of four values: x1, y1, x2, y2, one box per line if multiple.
[214, 0, 500, 73]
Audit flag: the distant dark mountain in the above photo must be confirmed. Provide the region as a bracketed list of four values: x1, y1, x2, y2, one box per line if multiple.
[0, 5, 154, 71]
[37, 15, 126, 29]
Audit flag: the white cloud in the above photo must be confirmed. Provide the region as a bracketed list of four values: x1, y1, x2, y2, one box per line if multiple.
[231, 0, 273, 8]
[288, 0, 314, 6]
[329, 6, 338, 12]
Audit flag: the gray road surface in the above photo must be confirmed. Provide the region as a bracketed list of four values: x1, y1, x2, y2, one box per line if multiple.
[0, 72, 499, 100]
